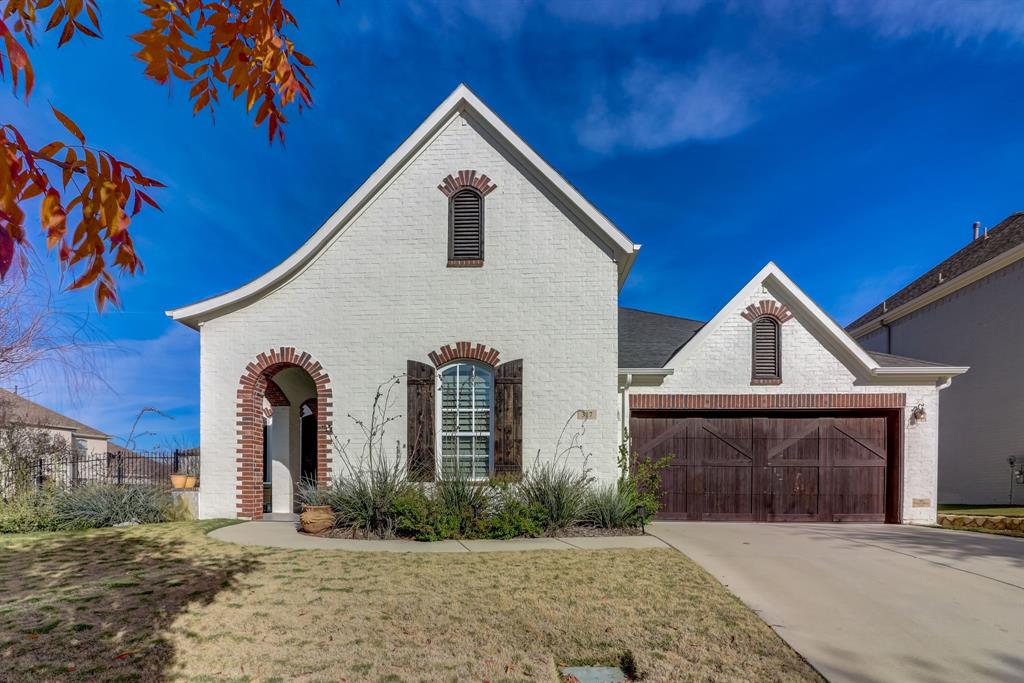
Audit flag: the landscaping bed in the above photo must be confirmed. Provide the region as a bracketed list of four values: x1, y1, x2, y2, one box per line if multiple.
[0, 521, 820, 681]
[938, 504, 1024, 517]
[937, 512, 1024, 538]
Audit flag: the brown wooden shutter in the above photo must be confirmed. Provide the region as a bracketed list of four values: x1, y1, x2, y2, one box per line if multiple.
[449, 189, 483, 260]
[407, 360, 436, 482]
[493, 359, 523, 478]
[752, 317, 780, 378]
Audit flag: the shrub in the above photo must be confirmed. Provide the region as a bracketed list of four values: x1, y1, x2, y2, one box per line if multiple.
[54, 483, 175, 529]
[478, 489, 547, 539]
[0, 486, 60, 534]
[393, 486, 459, 542]
[518, 460, 594, 533]
[434, 473, 494, 537]
[582, 481, 644, 529]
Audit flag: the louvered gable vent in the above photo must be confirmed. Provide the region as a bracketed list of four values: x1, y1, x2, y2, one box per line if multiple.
[450, 189, 483, 261]
[752, 316, 780, 379]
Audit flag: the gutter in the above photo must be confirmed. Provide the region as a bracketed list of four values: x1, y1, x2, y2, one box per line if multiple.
[870, 366, 969, 377]
[849, 240, 1024, 338]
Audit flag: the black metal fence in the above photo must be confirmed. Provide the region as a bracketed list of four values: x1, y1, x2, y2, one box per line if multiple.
[0, 448, 200, 498]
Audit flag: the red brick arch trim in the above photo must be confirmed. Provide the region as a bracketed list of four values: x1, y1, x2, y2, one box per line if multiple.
[630, 393, 906, 410]
[428, 341, 501, 368]
[437, 170, 497, 197]
[264, 378, 290, 406]
[236, 347, 333, 519]
[741, 300, 793, 323]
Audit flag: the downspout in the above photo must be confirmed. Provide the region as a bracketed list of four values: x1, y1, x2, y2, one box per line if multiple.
[882, 320, 892, 354]
[620, 373, 633, 475]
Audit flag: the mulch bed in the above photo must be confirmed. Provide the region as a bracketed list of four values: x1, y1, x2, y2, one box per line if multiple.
[301, 525, 646, 540]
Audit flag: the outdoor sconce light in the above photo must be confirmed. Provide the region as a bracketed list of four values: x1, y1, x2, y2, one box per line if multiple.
[911, 403, 927, 422]
[636, 504, 648, 534]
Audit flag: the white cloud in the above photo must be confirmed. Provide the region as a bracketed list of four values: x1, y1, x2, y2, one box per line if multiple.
[577, 55, 780, 152]
[832, 0, 1024, 44]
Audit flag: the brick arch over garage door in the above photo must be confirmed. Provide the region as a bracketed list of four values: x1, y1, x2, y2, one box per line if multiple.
[236, 347, 333, 519]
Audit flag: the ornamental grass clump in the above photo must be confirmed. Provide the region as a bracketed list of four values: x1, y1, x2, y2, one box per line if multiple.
[518, 460, 593, 532]
[434, 471, 494, 536]
[54, 483, 176, 529]
[581, 481, 643, 529]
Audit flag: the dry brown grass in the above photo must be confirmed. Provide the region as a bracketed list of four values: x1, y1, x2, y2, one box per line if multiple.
[0, 521, 820, 682]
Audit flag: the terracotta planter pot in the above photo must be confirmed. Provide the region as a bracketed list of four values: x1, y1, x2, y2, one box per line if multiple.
[170, 474, 189, 489]
[300, 505, 335, 534]
[184, 475, 198, 489]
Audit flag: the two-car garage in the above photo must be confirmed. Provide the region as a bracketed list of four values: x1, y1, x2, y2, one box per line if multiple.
[629, 410, 902, 523]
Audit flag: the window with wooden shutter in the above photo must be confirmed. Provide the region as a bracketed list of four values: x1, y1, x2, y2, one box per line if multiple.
[407, 361, 436, 481]
[751, 316, 781, 382]
[493, 359, 523, 479]
[436, 362, 493, 480]
[449, 188, 483, 264]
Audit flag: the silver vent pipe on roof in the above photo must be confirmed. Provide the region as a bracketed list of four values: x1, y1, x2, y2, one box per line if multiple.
[973, 221, 981, 240]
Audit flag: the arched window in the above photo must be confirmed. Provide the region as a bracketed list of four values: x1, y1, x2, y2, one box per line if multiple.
[752, 316, 781, 381]
[436, 361, 493, 480]
[449, 188, 484, 263]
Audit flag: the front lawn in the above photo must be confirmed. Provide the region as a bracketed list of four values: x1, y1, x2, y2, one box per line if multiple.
[0, 521, 818, 682]
[938, 504, 1024, 517]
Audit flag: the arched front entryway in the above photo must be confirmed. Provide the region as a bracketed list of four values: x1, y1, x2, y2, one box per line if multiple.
[236, 347, 333, 519]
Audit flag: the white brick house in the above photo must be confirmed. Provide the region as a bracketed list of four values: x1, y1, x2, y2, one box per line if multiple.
[168, 85, 966, 524]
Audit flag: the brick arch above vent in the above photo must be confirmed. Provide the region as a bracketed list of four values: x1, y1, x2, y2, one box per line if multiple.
[741, 300, 793, 323]
[427, 341, 501, 368]
[437, 170, 497, 197]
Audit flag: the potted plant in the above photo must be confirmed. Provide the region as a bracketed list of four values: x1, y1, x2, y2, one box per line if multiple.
[296, 478, 335, 534]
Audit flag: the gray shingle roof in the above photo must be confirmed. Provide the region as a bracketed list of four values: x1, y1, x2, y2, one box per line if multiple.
[865, 351, 955, 368]
[848, 212, 1024, 330]
[619, 307, 704, 368]
[619, 308, 952, 370]
[0, 388, 109, 439]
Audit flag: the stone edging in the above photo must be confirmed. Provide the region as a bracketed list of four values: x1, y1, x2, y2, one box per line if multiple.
[937, 513, 1024, 532]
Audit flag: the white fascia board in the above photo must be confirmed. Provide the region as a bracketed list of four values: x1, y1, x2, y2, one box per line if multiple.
[849, 241, 1024, 338]
[870, 366, 969, 377]
[617, 368, 675, 376]
[663, 262, 881, 374]
[167, 84, 638, 328]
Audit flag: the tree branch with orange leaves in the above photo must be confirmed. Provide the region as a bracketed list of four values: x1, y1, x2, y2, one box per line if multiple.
[1, 0, 320, 309]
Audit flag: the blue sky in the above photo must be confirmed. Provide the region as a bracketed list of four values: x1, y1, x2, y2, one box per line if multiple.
[5, 0, 1024, 448]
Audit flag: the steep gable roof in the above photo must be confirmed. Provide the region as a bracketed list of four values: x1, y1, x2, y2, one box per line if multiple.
[639, 263, 967, 380]
[0, 388, 109, 439]
[848, 212, 1024, 333]
[168, 84, 640, 329]
[619, 307, 704, 368]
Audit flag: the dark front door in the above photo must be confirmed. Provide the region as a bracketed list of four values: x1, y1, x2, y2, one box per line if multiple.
[300, 411, 317, 485]
[630, 411, 894, 522]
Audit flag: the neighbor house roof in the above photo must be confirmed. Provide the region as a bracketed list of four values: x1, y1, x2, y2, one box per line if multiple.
[848, 212, 1024, 334]
[619, 307, 704, 368]
[618, 263, 968, 380]
[0, 388, 109, 440]
[167, 84, 640, 329]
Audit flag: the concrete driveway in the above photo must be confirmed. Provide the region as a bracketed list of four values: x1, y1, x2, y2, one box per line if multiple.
[649, 522, 1024, 683]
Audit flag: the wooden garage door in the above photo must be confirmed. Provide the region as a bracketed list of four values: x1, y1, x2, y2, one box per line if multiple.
[630, 412, 892, 522]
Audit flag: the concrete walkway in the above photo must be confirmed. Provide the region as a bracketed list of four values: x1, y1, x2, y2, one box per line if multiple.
[209, 520, 670, 553]
[649, 522, 1024, 683]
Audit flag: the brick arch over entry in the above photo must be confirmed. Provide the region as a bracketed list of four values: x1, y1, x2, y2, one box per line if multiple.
[236, 347, 333, 519]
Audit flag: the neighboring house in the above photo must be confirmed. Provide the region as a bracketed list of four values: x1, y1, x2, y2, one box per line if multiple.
[849, 213, 1024, 504]
[0, 387, 110, 456]
[168, 84, 966, 524]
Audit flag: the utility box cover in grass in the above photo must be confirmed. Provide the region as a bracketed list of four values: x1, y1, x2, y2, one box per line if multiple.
[560, 665, 628, 683]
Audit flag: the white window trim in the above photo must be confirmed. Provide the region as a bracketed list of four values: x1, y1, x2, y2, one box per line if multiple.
[435, 361, 494, 481]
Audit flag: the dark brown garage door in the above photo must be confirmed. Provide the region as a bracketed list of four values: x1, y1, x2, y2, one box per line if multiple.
[629, 411, 899, 523]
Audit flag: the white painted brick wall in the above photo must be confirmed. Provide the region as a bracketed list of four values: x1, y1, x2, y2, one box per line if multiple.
[630, 281, 943, 524]
[197, 114, 620, 518]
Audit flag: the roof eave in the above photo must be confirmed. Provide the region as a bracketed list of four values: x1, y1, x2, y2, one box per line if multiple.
[870, 366, 969, 378]
[166, 83, 638, 326]
[849, 240, 1024, 337]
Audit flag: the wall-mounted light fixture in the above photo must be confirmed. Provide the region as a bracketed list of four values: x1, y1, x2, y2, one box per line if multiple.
[911, 403, 927, 423]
